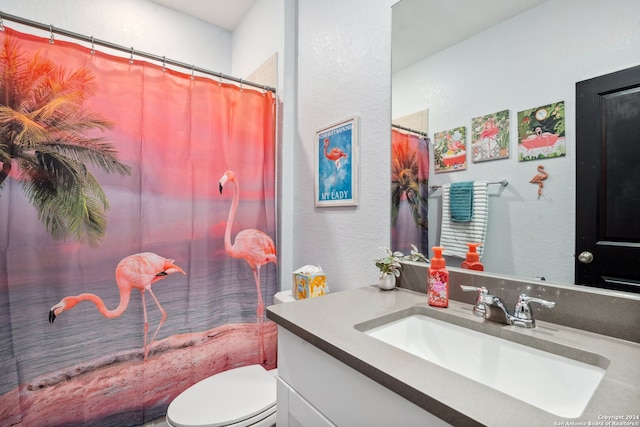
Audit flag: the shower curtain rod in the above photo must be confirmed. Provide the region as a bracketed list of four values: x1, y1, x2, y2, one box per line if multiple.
[0, 11, 276, 93]
[392, 124, 429, 137]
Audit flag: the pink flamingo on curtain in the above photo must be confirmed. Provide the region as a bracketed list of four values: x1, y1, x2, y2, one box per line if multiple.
[219, 170, 277, 364]
[48, 252, 186, 361]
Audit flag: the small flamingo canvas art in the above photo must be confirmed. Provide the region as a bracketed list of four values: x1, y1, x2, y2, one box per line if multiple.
[434, 126, 467, 173]
[471, 109, 510, 162]
[517, 101, 566, 162]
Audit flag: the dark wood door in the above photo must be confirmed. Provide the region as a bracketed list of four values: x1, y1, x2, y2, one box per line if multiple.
[576, 64, 640, 293]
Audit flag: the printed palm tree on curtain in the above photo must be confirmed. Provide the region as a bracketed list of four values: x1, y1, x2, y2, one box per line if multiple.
[391, 130, 429, 255]
[0, 35, 131, 247]
[0, 27, 277, 427]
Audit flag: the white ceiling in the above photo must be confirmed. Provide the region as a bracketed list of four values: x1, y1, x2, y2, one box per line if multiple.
[149, 0, 548, 71]
[392, 0, 549, 71]
[149, 0, 257, 31]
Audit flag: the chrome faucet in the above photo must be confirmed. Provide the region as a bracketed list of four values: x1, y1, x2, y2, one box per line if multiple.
[460, 285, 555, 328]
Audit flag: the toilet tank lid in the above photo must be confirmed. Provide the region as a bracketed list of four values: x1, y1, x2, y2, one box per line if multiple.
[273, 290, 294, 304]
[167, 364, 276, 427]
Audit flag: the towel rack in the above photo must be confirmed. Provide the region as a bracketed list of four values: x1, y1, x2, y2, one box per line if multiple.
[429, 180, 509, 191]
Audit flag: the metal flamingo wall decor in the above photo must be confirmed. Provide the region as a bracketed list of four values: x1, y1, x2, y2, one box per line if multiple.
[530, 164, 549, 197]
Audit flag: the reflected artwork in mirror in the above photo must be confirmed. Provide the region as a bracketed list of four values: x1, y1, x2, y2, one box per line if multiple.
[391, 0, 640, 292]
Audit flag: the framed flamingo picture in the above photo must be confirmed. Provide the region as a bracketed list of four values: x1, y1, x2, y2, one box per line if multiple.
[471, 109, 510, 162]
[315, 116, 358, 207]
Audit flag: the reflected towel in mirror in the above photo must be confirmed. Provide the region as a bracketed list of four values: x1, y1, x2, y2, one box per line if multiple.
[449, 181, 474, 222]
[441, 181, 489, 259]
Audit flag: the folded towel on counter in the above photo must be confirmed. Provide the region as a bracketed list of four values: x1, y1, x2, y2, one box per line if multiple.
[441, 181, 489, 259]
[449, 181, 474, 222]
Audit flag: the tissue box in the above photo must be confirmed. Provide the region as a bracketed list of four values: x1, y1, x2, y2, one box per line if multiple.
[293, 273, 327, 299]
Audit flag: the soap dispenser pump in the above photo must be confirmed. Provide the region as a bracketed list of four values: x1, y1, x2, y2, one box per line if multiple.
[461, 242, 484, 271]
[428, 246, 449, 307]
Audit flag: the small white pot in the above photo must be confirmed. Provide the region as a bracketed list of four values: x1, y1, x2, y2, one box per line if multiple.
[378, 273, 396, 290]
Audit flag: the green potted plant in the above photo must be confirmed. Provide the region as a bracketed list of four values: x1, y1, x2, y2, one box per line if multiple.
[375, 247, 403, 290]
[496, 131, 509, 156]
[375, 245, 429, 290]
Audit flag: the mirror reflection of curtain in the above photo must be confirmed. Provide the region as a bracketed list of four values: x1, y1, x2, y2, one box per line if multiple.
[0, 27, 276, 425]
[391, 129, 429, 256]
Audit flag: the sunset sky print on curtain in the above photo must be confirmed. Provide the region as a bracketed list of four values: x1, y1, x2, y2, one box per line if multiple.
[0, 27, 276, 426]
[391, 129, 429, 256]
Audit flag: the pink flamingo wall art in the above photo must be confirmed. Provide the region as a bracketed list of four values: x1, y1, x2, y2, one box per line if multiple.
[48, 252, 186, 361]
[479, 117, 499, 141]
[219, 170, 277, 364]
[529, 164, 549, 197]
[323, 137, 347, 170]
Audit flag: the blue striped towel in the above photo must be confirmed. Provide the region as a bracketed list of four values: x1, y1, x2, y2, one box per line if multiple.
[441, 181, 489, 259]
[450, 181, 474, 222]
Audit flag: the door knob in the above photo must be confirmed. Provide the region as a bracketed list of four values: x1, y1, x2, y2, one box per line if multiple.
[578, 251, 594, 264]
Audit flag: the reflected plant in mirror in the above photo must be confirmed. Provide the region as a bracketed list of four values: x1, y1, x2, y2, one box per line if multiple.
[376, 245, 428, 280]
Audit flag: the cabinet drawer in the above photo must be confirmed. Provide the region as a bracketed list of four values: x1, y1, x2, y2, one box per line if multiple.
[277, 377, 336, 427]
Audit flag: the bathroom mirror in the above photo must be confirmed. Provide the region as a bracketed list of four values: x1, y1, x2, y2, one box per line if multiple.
[391, 0, 640, 289]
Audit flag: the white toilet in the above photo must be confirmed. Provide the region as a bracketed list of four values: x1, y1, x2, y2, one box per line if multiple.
[166, 290, 294, 427]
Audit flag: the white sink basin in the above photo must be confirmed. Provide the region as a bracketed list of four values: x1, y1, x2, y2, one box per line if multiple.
[363, 313, 606, 418]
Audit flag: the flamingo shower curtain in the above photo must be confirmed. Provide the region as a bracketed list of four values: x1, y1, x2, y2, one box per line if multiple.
[391, 129, 429, 255]
[0, 27, 277, 426]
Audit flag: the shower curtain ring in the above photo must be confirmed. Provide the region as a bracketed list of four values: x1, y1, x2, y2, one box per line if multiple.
[218, 72, 223, 86]
[0, 16, 5, 32]
[190, 65, 195, 80]
[162, 56, 166, 72]
[129, 47, 134, 64]
[49, 25, 54, 44]
[90, 36, 95, 54]
[239, 79, 243, 91]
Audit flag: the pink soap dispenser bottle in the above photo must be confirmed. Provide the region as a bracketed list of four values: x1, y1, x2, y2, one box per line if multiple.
[428, 246, 449, 307]
[461, 242, 484, 271]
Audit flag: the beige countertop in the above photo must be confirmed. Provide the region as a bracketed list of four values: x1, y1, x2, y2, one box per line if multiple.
[267, 285, 640, 427]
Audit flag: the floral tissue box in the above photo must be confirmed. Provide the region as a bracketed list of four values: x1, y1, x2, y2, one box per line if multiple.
[292, 265, 327, 299]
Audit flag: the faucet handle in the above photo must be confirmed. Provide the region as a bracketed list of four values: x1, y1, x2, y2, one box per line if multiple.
[520, 295, 556, 309]
[460, 285, 489, 317]
[513, 294, 555, 326]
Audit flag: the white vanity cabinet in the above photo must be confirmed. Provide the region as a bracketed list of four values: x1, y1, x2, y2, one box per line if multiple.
[275, 327, 451, 427]
[269, 285, 640, 426]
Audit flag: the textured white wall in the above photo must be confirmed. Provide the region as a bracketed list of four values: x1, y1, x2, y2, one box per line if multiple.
[393, 0, 640, 283]
[232, 0, 283, 79]
[0, 0, 232, 74]
[293, 0, 395, 292]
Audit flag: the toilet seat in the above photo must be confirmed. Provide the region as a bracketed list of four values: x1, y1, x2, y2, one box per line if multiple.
[166, 364, 277, 427]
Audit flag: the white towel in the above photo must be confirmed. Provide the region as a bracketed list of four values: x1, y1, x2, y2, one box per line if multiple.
[440, 181, 489, 259]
